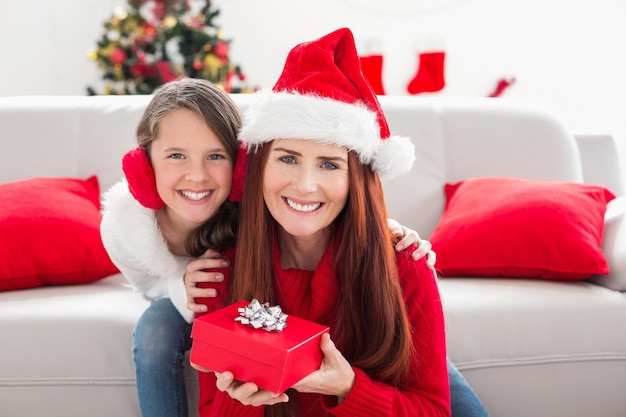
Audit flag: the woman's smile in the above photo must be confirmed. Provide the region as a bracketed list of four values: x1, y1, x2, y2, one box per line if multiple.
[283, 197, 323, 213]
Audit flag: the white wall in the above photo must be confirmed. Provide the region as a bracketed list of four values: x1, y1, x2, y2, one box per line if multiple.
[1, 0, 625, 170]
[0, 0, 117, 96]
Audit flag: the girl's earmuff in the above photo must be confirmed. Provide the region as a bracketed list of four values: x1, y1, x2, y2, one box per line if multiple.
[122, 148, 166, 210]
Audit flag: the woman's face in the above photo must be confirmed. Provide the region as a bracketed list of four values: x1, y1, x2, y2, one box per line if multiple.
[150, 109, 233, 227]
[263, 139, 349, 239]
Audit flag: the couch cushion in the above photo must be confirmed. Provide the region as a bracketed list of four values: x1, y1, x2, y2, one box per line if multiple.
[429, 177, 615, 280]
[0, 176, 119, 291]
[439, 277, 626, 417]
[0, 275, 149, 415]
[0, 274, 200, 416]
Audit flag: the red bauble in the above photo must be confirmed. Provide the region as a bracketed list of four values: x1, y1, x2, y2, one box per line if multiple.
[155, 60, 177, 83]
[110, 48, 127, 65]
[214, 42, 229, 61]
[152, 3, 166, 20]
[130, 63, 156, 78]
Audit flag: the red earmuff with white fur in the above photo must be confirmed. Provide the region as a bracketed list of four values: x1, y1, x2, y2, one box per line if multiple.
[122, 147, 166, 210]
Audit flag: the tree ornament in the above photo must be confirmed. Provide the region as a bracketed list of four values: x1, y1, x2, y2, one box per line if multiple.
[110, 48, 127, 65]
[214, 42, 229, 61]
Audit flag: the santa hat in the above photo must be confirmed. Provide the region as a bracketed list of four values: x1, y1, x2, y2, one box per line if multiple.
[236, 27, 415, 186]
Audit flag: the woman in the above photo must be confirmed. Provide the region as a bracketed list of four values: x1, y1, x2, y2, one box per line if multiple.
[192, 28, 452, 417]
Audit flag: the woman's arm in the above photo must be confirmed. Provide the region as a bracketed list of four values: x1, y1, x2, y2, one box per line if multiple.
[321, 254, 450, 417]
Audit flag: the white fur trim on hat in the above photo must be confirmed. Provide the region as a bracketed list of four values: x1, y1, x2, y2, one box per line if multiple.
[239, 91, 415, 179]
[239, 91, 380, 165]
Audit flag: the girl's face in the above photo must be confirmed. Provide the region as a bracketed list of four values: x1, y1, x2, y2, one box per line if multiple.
[150, 109, 233, 228]
[263, 139, 349, 239]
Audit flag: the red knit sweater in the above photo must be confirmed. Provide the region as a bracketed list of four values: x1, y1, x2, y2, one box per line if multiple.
[197, 243, 450, 417]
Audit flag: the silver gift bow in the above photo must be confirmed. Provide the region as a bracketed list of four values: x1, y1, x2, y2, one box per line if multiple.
[235, 299, 289, 332]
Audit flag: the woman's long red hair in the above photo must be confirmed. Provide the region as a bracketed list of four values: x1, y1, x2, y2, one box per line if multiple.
[230, 145, 413, 416]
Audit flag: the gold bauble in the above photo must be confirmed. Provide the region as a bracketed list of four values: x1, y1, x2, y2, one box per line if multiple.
[163, 16, 177, 28]
[204, 54, 222, 70]
[114, 64, 124, 80]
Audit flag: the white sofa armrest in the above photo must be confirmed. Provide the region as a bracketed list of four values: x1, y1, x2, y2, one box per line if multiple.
[589, 196, 626, 291]
[575, 134, 625, 196]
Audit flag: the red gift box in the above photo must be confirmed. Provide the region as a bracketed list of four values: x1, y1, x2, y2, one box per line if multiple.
[190, 300, 329, 393]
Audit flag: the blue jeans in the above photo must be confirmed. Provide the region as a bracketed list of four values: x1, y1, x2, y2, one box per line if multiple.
[448, 358, 490, 417]
[133, 298, 193, 417]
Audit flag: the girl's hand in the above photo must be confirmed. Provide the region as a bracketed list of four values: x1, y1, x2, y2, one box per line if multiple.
[214, 371, 289, 406]
[387, 218, 437, 270]
[291, 333, 355, 398]
[184, 249, 230, 314]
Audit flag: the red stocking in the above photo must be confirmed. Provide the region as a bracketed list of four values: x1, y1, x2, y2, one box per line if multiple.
[359, 54, 386, 95]
[407, 51, 446, 95]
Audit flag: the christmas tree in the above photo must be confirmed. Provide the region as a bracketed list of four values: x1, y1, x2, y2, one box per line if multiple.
[87, 0, 252, 95]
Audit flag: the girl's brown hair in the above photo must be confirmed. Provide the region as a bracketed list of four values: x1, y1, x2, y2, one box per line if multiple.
[135, 78, 241, 256]
[230, 144, 413, 416]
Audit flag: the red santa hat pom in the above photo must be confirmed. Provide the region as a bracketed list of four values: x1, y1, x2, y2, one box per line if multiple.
[122, 148, 166, 210]
[238, 27, 415, 179]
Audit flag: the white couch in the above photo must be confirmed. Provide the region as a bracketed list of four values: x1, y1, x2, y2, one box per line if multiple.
[1, 94, 624, 417]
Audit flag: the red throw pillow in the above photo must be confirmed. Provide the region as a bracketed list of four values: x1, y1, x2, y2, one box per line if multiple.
[0, 176, 119, 291]
[429, 177, 616, 280]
